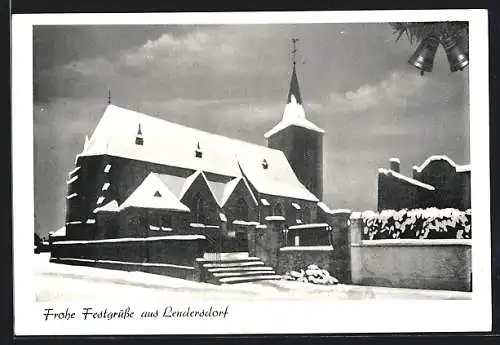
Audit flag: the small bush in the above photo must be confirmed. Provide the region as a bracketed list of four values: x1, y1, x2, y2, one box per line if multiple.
[360, 208, 471, 240]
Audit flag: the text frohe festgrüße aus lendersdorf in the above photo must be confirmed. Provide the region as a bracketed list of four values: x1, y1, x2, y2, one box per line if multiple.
[42, 306, 229, 321]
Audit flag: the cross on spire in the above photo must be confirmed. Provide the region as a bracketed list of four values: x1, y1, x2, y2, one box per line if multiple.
[291, 38, 299, 65]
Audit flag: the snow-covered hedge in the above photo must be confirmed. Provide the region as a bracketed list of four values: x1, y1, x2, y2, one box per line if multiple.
[359, 208, 471, 240]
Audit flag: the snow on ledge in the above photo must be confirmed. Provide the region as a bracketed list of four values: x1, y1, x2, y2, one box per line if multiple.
[288, 223, 329, 230]
[357, 239, 472, 247]
[280, 246, 333, 251]
[378, 168, 435, 191]
[53, 235, 206, 245]
[265, 215, 286, 222]
[389, 157, 400, 163]
[350, 211, 362, 219]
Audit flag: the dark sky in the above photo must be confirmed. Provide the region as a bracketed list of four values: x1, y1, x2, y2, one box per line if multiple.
[33, 23, 470, 236]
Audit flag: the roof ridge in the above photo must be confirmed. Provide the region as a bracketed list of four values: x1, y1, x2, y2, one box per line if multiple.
[103, 104, 284, 154]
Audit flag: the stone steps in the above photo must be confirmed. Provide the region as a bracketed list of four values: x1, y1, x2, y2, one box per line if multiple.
[198, 253, 280, 285]
[208, 266, 274, 273]
[218, 275, 282, 284]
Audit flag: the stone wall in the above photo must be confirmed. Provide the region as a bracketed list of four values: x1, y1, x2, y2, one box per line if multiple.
[349, 216, 472, 291]
[50, 236, 206, 280]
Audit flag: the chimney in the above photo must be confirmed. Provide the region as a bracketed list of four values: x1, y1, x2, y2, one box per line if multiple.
[412, 166, 420, 179]
[389, 157, 400, 173]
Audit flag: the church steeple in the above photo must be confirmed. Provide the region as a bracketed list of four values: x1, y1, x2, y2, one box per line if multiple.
[264, 38, 325, 200]
[287, 38, 303, 105]
[287, 65, 303, 105]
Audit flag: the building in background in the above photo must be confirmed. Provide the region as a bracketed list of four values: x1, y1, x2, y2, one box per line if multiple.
[377, 155, 471, 211]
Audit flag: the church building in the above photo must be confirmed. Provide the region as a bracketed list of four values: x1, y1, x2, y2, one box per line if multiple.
[63, 62, 331, 248]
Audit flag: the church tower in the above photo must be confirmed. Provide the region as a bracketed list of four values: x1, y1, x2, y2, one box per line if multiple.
[264, 39, 325, 200]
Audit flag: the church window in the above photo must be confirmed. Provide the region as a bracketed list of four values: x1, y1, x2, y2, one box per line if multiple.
[294, 235, 300, 246]
[236, 198, 249, 221]
[274, 202, 284, 216]
[304, 207, 312, 223]
[194, 192, 207, 224]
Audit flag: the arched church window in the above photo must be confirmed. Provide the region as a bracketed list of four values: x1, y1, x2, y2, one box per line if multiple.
[274, 202, 284, 216]
[194, 192, 206, 224]
[236, 198, 249, 221]
[304, 206, 312, 224]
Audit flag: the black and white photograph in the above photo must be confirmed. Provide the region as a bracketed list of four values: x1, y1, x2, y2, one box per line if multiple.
[12, 10, 491, 335]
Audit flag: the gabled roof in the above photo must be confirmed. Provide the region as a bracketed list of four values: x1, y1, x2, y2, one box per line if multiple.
[414, 155, 471, 173]
[78, 104, 319, 202]
[119, 173, 190, 212]
[219, 176, 258, 207]
[237, 149, 319, 201]
[264, 65, 324, 139]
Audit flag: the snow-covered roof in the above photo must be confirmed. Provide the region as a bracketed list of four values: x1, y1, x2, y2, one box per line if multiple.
[119, 173, 190, 212]
[219, 176, 258, 207]
[414, 155, 470, 173]
[94, 200, 119, 213]
[389, 157, 400, 163]
[260, 198, 270, 206]
[264, 65, 324, 138]
[264, 95, 324, 138]
[378, 168, 435, 191]
[50, 226, 66, 237]
[79, 104, 318, 202]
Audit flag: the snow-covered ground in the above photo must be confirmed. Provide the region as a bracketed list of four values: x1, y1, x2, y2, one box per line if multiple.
[34, 253, 471, 301]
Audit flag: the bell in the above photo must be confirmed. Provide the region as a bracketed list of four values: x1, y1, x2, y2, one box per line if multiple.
[441, 35, 469, 72]
[408, 35, 440, 75]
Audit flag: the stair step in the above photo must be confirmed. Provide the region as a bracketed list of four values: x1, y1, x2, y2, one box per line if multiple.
[203, 252, 249, 260]
[219, 275, 282, 284]
[212, 271, 276, 278]
[208, 266, 274, 273]
[196, 257, 262, 264]
[203, 261, 264, 269]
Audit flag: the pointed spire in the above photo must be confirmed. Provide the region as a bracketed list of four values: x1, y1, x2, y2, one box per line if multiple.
[287, 64, 303, 105]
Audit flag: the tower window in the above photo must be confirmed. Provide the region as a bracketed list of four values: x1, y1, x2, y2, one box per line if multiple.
[195, 142, 203, 158]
